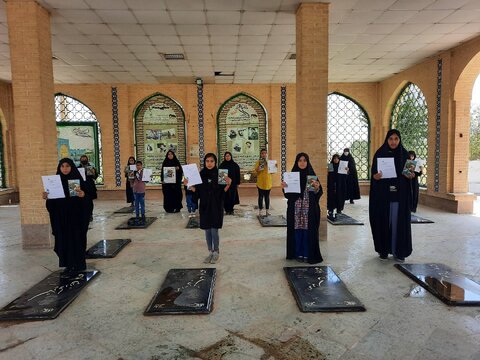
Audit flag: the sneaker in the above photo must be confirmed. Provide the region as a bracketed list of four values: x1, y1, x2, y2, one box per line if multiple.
[265, 210, 270, 217]
[210, 251, 219, 264]
[203, 253, 213, 264]
[350, 200, 354, 204]
[394, 256, 405, 263]
[379, 253, 388, 261]
[258, 209, 263, 217]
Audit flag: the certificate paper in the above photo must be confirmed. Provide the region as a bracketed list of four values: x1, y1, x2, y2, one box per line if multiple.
[142, 169, 152, 182]
[129, 165, 136, 171]
[338, 160, 349, 175]
[182, 164, 203, 186]
[78, 167, 86, 181]
[415, 158, 425, 172]
[283, 172, 300, 193]
[377, 158, 397, 179]
[267, 160, 278, 174]
[42, 175, 65, 199]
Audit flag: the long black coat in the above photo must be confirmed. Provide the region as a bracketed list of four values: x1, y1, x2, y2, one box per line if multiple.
[369, 131, 412, 258]
[410, 171, 421, 212]
[195, 168, 226, 229]
[327, 163, 347, 212]
[340, 153, 361, 200]
[285, 188, 323, 264]
[161, 153, 184, 213]
[219, 157, 241, 211]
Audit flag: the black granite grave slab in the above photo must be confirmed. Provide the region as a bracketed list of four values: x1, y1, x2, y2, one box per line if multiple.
[0, 270, 99, 321]
[411, 214, 434, 224]
[327, 213, 364, 225]
[113, 206, 135, 214]
[186, 217, 199, 229]
[85, 239, 131, 258]
[145, 268, 216, 315]
[284, 266, 366, 312]
[115, 217, 157, 229]
[395, 263, 480, 306]
[258, 215, 287, 227]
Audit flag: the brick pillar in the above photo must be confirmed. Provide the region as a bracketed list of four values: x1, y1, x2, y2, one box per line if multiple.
[7, 0, 57, 248]
[296, 3, 329, 240]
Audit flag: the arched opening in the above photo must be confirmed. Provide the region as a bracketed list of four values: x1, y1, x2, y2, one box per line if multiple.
[54, 94, 104, 184]
[133, 93, 186, 185]
[217, 93, 268, 183]
[390, 82, 429, 187]
[469, 75, 480, 194]
[327, 92, 370, 180]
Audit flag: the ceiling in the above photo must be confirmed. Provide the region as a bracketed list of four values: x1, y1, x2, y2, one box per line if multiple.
[0, 0, 479, 84]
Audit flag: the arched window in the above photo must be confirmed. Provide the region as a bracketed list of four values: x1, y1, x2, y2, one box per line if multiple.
[390, 83, 428, 187]
[54, 94, 104, 184]
[217, 93, 267, 183]
[134, 93, 186, 184]
[0, 121, 5, 188]
[327, 93, 370, 180]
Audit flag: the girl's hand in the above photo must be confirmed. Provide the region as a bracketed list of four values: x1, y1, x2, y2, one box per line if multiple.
[77, 189, 85, 198]
[281, 181, 288, 188]
[373, 171, 383, 180]
[42, 191, 48, 200]
[182, 178, 189, 186]
[225, 176, 232, 186]
[403, 172, 414, 180]
[190, 186, 196, 192]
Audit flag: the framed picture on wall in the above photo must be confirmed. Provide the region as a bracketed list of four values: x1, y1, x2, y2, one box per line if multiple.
[56, 122, 100, 170]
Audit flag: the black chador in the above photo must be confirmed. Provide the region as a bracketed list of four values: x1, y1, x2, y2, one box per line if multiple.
[369, 129, 412, 260]
[46, 158, 89, 271]
[219, 152, 240, 214]
[161, 151, 183, 213]
[340, 148, 361, 203]
[327, 154, 347, 218]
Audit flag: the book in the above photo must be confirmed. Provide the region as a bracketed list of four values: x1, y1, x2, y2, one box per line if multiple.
[68, 179, 80, 197]
[218, 169, 228, 185]
[85, 166, 95, 177]
[258, 158, 267, 171]
[402, 159, 417, 177]
[328, 163, 334, 172]
[163, 167, 176, 183]
[306, 175, 318, 191]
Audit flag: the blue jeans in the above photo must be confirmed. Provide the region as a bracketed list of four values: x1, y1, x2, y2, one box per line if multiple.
[134, 192, 145, 217]
[186, 193, 197, 213]
[205, 228, 219, 252]
[295, 229, 309, 259]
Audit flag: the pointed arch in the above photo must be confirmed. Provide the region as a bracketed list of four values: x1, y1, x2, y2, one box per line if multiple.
[133, 93, 186, 184]
[216, 92, 268, 182]
[54, 93, 104, 184]
[390, 82, 429, 187]
[327, 92, 370, 180]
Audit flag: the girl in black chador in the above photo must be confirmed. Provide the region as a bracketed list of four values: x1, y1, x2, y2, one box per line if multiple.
[408, 150, 422, 213]
[184, 153, 231, 264]
[124, 156, 136, 207]
[340, 148, 361, 204]
[161, 150, 183, 213]
[78, 154, 98, 221]
[219, 151, 241, 215]
[369, 129, 413, 262]
[43, 158, 90, 272]
[282, 153, 323, 264]
[327, 154, 347, 221]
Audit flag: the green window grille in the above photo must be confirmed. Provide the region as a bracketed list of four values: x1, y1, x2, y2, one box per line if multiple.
[327, 93, 370, 180]
[54, 94, 104, 184]
[390, 83, 428, 187]
[0, 121, 5, 188]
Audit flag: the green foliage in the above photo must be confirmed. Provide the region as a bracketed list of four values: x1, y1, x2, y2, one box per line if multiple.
[470, 104, 480, 160]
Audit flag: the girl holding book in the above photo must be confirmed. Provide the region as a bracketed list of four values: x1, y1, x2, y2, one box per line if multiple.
[369, 129, 413, 262]
[407, 150, 422, 213]
[219, 151, 241, 215]
[183, 153, 231, 264]
[327, 154, 347, 220]
[254, 148, 272, 217]
[124, 156, 136, 207]
[282, 153, 323, 264]
[42, 158, 89, 272]
[161, 150, 183, 213]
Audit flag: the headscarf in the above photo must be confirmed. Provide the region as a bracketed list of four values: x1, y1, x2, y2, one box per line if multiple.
[56, 158, 84, 198]
[126, 156, 136, 165]
[200, 153, 218, 184]
[330, 154, 340, 172]
[377, 129, 408, 178]
[219, 151, 235, 175]
[162, 150, 181, 168]
[290, 152, 316, 196]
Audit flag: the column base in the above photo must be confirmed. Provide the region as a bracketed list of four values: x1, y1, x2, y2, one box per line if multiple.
[21, 223, 53, 249]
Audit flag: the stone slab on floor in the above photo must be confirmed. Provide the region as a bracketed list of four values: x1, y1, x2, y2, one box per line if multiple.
[85, 239, 131, 258]
[395, 263, 480, 306]
[258, 215, 287, 227]
[115, 217, 157, 229]
[411, 214, 434, 223]
[327, 213, 364, 225]
[186, 217, 199, 229]
[144, 268, 216, 315]
[284, 266, 366, 312]
[0, 270, 100, 321]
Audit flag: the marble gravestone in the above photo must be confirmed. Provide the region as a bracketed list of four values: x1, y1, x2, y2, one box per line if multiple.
[86, 239, 131, 258]
[327, 213, 364, 225]
[284, 266, 366, 312]
[115, 217, 157, 229]
[395, 263, 480, 306]
[186, 217, 199, 229]
[0, 270, 100, 320]
[145, 268, 216, 315]
[258, 215, 287, 227]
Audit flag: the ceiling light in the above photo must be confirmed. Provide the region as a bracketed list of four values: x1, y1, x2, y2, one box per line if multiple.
[163, 53, 185, 60]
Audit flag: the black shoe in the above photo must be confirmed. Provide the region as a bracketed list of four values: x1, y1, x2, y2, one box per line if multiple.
[337, 210, 342, 215]
[379, 253, 388, 260]
[350, 200, 354, 204]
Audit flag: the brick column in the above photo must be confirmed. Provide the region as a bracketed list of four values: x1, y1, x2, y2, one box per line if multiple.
[7, 0, 57, 248]
[296, 3, 329, 240]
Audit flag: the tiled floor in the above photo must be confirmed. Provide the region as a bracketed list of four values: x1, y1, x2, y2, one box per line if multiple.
[0, 196, 479, 360]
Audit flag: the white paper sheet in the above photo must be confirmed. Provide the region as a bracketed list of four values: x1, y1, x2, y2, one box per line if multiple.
[142, 169, 152, 182]
[377, 157, 397, 179]
[129, 165, 136, 171]
[283, 172, 301, 193]
[42, 175, 65, 199]
[268, 160, 277, 173]
[338, 160, 349, 175]
[414, 158, 425, 172]
[78, 167, 86, 181]
[182, 164, 203, 186]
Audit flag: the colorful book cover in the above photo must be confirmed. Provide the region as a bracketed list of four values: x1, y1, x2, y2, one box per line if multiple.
[163, 167, 176, 183]
[218, 169, 228, 185]
[328, 163, 334, 172]
[68, 179, 80, 197]
[402, 159, 417, 177]
[306, 175, 318, 191]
